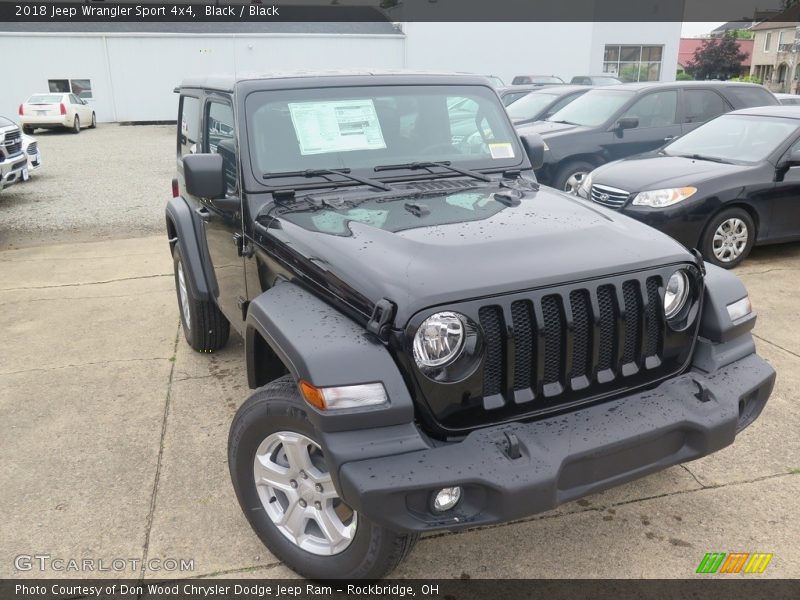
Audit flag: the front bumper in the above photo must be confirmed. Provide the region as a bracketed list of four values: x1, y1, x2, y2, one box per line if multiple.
[334, 351, 774, 533]
[0, 155, 27, 191]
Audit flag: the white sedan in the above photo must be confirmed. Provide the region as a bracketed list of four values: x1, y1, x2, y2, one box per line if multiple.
[19, 92, 96, 134]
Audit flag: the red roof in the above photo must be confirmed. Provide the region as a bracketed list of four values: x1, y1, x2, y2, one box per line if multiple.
[679, 38, 753, 69]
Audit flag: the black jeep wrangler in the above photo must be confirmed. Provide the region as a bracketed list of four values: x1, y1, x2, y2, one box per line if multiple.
[167, 73, 775, 579]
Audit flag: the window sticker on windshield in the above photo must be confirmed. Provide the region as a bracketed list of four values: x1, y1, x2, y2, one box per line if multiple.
[288, 99, 387, 156]
[489, 142, 515, 160]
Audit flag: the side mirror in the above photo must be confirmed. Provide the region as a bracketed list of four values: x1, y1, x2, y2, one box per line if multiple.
[614, 116, 639, 135]
[786, 148, 800, 167]
[520, 133, 545, 170]
[183, 154, 225, 199]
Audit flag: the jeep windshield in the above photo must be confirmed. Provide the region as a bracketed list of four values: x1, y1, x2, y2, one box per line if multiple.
[245, 85, 523, 187]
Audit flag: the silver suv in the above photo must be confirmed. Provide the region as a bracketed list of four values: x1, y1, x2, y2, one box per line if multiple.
[0, 116, 27, 193]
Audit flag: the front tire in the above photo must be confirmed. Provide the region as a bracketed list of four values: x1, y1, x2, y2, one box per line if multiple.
[553, 159, 596, 194]
[172, 244, 229, 352]
[90, 113, 97, 128]
[228, 377, 418, 579]
[701, 208, 755, 269]
[71, 116, 80, 134]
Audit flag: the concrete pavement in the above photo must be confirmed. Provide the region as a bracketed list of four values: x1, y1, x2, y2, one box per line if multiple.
[1, 236, 798, 579]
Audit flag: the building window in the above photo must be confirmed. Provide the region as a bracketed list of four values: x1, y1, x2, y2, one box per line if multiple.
[48, 79, 70, 93]
[603, 45, 663, 82]
[765, 32, 772, 51]
[48, 78, 93, 98]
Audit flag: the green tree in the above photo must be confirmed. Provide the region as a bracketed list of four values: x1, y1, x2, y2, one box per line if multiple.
[686, 34, 747, 81]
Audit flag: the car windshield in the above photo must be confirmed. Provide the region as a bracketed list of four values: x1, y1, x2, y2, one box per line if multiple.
[664, 114, 799, 164]
[591, 77, 622, 85]
[547, 89, 633, 126]
[276, 189, 509, 236]
[506, 92, 559, 121]
[27, 94, 63, 104]
[531, 76, 563, 84]
[245, 84, 522, 184]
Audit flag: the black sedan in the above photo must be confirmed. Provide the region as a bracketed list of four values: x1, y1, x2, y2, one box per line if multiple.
[506, 85, 590, 126]
[577, 105, 800, 268]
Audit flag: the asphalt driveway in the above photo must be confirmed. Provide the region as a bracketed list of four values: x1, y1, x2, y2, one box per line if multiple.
[1, 236, 798, 579]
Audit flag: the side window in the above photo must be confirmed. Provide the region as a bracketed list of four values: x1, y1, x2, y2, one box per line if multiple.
[683, 90, 730, 123]
[622, 90, 678, 128]
[205, 101, 237, 194]
[179, 96, 200, 157]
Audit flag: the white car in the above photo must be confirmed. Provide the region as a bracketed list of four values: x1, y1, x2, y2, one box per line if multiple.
[19, 92, 96, 134]
[20, 133, 42, 180]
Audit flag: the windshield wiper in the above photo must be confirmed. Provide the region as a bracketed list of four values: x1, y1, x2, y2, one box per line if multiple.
[373, 161, 492, 183]
[674, 153, 732, 164]
[262, 168, 392, 192]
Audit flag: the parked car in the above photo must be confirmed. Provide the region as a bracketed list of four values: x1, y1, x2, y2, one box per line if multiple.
[570, 75, 622, 85]
[517, 81, 779, 192]
[497, 85, 545, 106]
[774, 92, 800, 106]
[21, 133, 42, 179]
[511, 74, 565, 85]
[0, 116, 27, 193]
[19, 92, 97, 134]
[505, 85, 591, 126]
[577, 106, 800, 268]
[167, 71, 774, 579]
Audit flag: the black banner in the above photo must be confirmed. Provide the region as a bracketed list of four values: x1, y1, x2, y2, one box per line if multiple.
[2, 579, 800, 600]
[0, 0, 797, 23]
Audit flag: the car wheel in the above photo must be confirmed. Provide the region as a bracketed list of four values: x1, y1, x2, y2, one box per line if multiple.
[22, 126, 34, 135]
[72, 116, 80, 134]
[90, 113, 97, 128]
[228, 376, 419, 579]
[701, 208, 755, 269]
[172, 244, 230, 352]
[553, 160, 596, 194]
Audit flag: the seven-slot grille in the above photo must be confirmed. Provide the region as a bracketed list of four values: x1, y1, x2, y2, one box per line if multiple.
[590, 184, 630, 208]
[477, 275, 665, 411]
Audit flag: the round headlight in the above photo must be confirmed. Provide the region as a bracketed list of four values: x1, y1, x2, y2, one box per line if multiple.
[413, 312, 465, 368]
[664, 270, 690, 319]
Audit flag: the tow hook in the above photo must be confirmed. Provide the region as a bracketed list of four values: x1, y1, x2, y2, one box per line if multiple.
[502, 431, 522, 460]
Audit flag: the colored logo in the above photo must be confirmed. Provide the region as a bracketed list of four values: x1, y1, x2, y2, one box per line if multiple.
[696, 552, 773, 574]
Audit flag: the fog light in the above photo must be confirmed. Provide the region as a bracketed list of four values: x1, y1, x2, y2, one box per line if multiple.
[432, 486, 462, 512]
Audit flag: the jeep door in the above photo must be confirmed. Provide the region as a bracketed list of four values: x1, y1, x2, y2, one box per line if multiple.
[605, 89, 682, 161]
[196, 97, 247, 324]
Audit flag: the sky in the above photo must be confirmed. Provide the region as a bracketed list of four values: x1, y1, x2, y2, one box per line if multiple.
[681, 22, 726, 38]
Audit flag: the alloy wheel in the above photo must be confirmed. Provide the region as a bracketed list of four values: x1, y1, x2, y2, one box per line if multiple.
[253, 431, 357, 556]
[564, 171, 588, 194]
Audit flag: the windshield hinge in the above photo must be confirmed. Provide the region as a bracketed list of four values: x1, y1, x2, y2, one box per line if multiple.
[273, 189, 296, 204]
[367, 298, 396, 342]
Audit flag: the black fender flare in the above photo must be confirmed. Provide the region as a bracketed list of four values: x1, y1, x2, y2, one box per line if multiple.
[245, 281, 416, 433]
[165, 196, 211, 301]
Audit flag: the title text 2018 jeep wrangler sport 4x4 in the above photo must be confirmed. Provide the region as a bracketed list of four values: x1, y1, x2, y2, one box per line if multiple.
[167, 73, 775, 579]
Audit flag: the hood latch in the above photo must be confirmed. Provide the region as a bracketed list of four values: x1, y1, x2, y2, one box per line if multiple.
[367, 298, 396, 342]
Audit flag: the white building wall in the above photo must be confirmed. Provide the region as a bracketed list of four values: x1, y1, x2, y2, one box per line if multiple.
[0, 33, 404, 122]
[402, 22, 596, 84]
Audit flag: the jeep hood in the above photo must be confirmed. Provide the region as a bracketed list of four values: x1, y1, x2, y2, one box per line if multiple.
[270, 187, 694, 325]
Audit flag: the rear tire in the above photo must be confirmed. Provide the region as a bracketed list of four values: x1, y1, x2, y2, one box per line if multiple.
[172, 244, 229, 352]
[71, 116, 80, 134]
[553, 159, 596, 194]
[700, 208, 755, 269]
[22, 126, 34, 135]
[228, 377, 419, 579]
